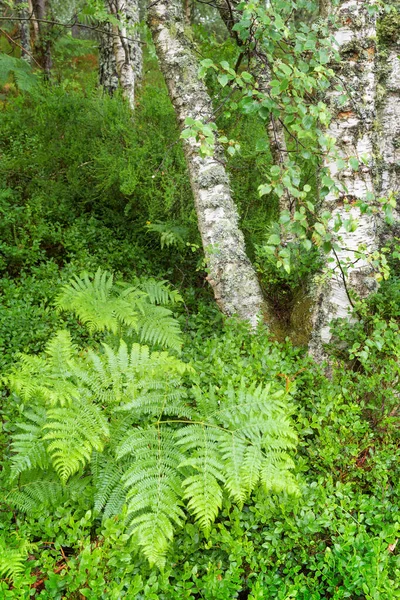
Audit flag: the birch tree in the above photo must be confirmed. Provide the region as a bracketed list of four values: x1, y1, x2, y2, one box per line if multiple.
[31, 0, 53, 77]
[309, 0, 381, 358]
[98, 20, 119, 95]
[107, 0, 141, 110]
[216, 0, 295, 222]
[148, 0, 266, 325]
[15, 0, 31, 63]
[376, 6, 400, 208]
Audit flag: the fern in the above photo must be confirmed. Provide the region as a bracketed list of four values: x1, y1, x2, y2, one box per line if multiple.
[0, 54, 38, 92]
[10, 472, 89, 514]
[8, 331, 79, 407]
[145, 221, 189, 249]
[0, 534, 33, 582]
[138, 278, 183, 306]
[77, 341, 192, 417]
[10, 408, 49, 479]
[43, 399, 109, 482]
[7, 270, 299, 569]
[92, 452, 127, 519]
[176, 425, 225, 531]
[117, 427, 186, 567]
[0, 546, 25, 581]
[55, 268, 183, 351]
[55, 269, 138, 334]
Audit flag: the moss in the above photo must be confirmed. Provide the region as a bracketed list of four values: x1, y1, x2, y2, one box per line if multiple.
[377, 11, 400, 46]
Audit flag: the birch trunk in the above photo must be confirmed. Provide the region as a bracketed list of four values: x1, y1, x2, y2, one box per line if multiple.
[16, 0, 31, 64]
[148, 0, 266, 325]
[98, 21, 119, 96]
[32, 0, 52, 77]
[376, 9, 400, 211]
[216, 0, 295, 221]
[108, 0, 142, 111]
[309, 0, 379, 360]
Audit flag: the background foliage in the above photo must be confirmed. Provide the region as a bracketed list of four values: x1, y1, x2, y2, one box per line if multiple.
[0, 7, 399, 599]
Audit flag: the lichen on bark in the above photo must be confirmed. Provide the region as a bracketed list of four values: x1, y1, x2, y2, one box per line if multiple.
[309, 0, 381, 361]
[148, 0, 267, 326]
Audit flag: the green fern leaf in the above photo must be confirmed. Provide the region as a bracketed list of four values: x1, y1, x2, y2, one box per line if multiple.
[117, 427, 185, 567]
[138, 278, 183, 305]
[55, 269, 183, 351]
[10, 408, 49, 478]
[8, 331, 79, 407]
[92, 452, 127, 519]
[55, 269, 138, 334]
[176, 424, 225, 531]
[0, 548, 25, 580]
[0, 53, 37, 92]
[44, 400, 109, 482]
[9, 472, 89, 514]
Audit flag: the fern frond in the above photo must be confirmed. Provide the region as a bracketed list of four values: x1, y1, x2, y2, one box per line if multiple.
[43, 400, 109, 482]
[176, 425, 225, 531]
[55, 269, 138, 334]
[241, 443, 263, 494]
[261, 453, 299, 495]
[81, 341, 192, 418]
[0, 546, 25, 580]
[137, 279, 183, 305]
[8, 331, 79, 406]
[218, 431, 248, 506]
[55, 270, 183, 352]
[117, 427, 185, 567]
[9, 472, 89, 514]
[0, 53, 38, 92]
[137, 303, 182, 353]
[10, 408, 49, 478]
[92, 452, 127, 519]
[145, 221, 189, 250]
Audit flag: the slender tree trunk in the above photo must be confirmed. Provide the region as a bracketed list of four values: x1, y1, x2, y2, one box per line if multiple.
[309, 0, 379, 360]
[16, 0, 31, 63]
[376, 7, 400, 209]
[148, 0, 266, 325]
[257, 61, 296, 222]
[28, 0, 39, 41]
[32, 0, 52, 77]
[98, 20, 119, 95]
[108, 0, 141, 111]
[216, 0, 295, 222]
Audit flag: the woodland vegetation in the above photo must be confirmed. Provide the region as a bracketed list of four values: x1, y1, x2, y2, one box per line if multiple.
[0, 0, 399, 597]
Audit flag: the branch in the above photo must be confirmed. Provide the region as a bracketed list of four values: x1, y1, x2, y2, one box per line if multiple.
[0, 27, 42, 69]
[332, 246, 355, 308]
[0, 16, 147, 46]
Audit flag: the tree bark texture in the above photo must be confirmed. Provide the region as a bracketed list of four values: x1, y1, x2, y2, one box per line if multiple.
[16, 0, 31, 63]
[309, 0, 379, 359]
[376, 8, 400, 205]
[108, 0, 142, 111]
[148, 0, 266, 326]
[216, 0, 295, 221]
[98, 20, 119, 96]
[32, 0, 52, 77]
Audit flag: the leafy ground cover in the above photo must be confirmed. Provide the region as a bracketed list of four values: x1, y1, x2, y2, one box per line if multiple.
[0, 36, 399, 600]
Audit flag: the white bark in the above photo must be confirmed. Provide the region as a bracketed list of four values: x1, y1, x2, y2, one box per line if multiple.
[108, 0, 142, 111]
[98, 21, 119, 95]
[309, 0, 380, 359]
[148, 0, 266, 325]
[16, 0, 31, 64]
[376, 13, 400, 205]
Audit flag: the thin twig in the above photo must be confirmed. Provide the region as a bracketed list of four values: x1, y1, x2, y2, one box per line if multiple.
[0, 16, 147, 46]
[0, 26, 42, 68]
[332, 246, 355, 308]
